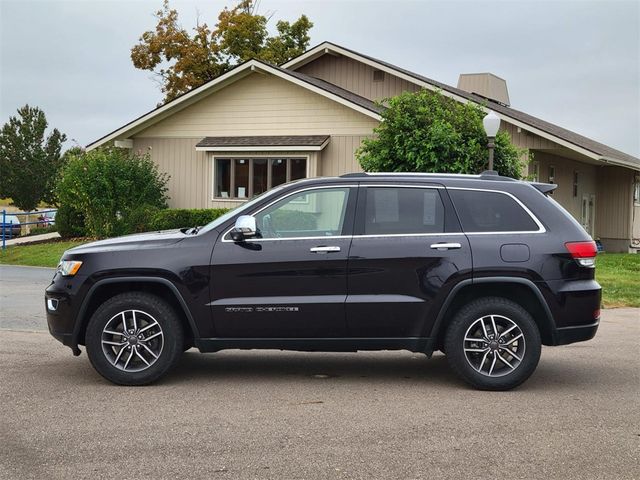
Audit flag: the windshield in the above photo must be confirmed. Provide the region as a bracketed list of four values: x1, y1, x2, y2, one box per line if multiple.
[197, 185, 287, 234]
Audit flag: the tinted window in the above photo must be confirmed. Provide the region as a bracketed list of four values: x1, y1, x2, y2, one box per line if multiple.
[255, 187, 350, 239]
[449, 189, 539, 232]
[364, 187, 445, 235]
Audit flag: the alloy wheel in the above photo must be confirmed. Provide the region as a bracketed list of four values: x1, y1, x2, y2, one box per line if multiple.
[463, 314, 526, 377]
[101, 309, 164, 372]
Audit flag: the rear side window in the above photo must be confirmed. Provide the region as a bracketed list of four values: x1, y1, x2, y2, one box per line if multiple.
[449, 189, 539, 232]
[364, 187, 445, 235]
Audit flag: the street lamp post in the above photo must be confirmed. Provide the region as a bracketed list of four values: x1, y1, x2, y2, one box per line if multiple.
[483, 110, 501, 171]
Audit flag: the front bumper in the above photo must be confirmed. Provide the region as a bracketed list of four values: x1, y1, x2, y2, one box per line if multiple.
[45, 272, 85, 355]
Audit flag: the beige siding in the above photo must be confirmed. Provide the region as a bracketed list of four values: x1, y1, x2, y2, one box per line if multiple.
[532, 151, 596, 221]
[595, 166, 633, 240]
[135, 73, 378, 138]
[297, 55, 420, 102]
[319, 135, 370, 177]
[132, 138, 209, 209]
[501, 123, 557, 151]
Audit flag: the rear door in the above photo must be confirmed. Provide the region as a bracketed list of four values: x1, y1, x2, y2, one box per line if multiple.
[210, 185, 356, 338]
[346, 184, 472, 338]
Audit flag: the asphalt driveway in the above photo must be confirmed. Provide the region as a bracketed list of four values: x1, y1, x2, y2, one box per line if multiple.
[0, 265, 638, 479]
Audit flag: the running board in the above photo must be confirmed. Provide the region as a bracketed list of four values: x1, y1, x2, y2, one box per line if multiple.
[194, 337, 435, 355]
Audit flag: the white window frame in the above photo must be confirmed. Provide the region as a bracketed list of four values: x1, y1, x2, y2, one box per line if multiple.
[211, 154, 310, 202]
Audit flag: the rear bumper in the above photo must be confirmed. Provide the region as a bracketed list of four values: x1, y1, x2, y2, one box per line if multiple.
[553, 321, 599, 345]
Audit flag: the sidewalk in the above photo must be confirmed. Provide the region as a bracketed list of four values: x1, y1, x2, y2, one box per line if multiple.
[3, 231, 60, 246]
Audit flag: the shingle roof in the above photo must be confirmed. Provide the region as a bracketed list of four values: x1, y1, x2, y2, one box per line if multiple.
[272, 64, 384, 115]
[196, 135, 330, 148]
[293, 42, 639, 167]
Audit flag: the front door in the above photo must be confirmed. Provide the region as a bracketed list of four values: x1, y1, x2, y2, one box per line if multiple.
[581, 194, 595, 237]
[346, 185, 472, 338]
[210, 186, 356, 338]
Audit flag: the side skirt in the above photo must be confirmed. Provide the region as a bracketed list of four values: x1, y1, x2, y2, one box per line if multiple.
[194, 337, 434, 355]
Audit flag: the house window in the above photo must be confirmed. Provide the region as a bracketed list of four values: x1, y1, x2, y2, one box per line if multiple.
[373, 70, 385, 82]
[573, 171, 579, 198]
[214, 157, 307, 199]
[530, 161, 540, 182]
[547, 165, 556, 195]
[634, 179, 640, 205]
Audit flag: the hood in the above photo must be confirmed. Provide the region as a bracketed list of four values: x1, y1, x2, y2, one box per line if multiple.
[67, 229, 186, 254]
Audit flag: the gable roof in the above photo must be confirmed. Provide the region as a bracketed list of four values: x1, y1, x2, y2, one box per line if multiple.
[86, 59, 381, 151]
[284, 42, 639, 169]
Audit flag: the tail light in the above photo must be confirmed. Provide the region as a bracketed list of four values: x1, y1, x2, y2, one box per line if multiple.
[565, 241, 597, 267]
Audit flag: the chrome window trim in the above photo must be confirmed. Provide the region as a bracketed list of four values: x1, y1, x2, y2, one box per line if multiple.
[221, 184, 357, 243]
[220, 183, 546, 243]
[446, 186, 546, 234]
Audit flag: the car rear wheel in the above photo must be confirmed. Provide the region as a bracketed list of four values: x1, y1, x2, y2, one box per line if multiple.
[85, 292, 184, 385]
[444, 297, 541, 391]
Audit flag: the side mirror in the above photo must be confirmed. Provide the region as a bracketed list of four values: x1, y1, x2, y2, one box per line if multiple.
[230, 215, 257, 241]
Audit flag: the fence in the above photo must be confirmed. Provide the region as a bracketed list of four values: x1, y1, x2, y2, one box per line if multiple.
[1, 209, 57, 250]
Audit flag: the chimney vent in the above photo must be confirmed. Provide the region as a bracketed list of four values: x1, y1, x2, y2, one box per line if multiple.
[457, 73, 510, 106]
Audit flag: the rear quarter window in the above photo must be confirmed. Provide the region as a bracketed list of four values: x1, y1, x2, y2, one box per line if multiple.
[449, 189, 540, 233]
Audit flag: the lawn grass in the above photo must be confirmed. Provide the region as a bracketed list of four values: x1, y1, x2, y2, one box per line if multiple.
[596, 253, 640, 308]
[1, 240, 638, 308]
[0, 240, 86, 268]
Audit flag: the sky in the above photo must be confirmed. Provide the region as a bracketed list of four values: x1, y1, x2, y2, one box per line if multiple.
[1, 0, 638, 157]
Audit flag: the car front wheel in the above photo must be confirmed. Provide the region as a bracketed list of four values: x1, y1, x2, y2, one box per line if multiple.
[444, 297, 541, 391]
[85, 292, 184, 385]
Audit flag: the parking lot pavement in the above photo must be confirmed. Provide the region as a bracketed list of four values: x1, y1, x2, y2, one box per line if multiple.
[0, 265, 53, 330]
[0, 310, 638, 480]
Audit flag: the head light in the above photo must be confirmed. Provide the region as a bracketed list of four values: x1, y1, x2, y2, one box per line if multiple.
[58, 260, 83, 276]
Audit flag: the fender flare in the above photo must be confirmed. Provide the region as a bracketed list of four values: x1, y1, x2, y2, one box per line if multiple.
[71, 276, 200, 355]
[426, 276, 555, 354]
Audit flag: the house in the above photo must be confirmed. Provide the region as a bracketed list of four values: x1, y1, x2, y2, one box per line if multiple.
[87, 42, 640, 252]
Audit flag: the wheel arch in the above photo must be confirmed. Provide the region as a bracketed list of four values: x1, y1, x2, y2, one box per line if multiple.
[429, 277, 555, 353]
[72, 277, 199, 351]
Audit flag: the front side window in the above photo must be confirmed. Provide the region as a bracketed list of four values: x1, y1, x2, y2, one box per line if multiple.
[254, 187, 350, 239]
[214, 157, 307, 199]
[449, 189, 540, 233]
[363, 187, 445, 235]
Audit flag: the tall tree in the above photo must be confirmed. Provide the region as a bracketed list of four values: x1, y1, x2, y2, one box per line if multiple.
[357, 89, 526, 178]
[131, 0, 313, 103]
[0, 105, 66, 211]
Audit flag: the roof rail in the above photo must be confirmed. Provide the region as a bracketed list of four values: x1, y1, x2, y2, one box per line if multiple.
[340, 172, 369, 178]
[479, 170, 517, 181]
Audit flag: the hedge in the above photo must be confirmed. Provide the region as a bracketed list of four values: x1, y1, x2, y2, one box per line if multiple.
[149, 208, 231, 231]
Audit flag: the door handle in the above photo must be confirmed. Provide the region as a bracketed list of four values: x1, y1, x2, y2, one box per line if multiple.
[310, 246, 341, 253]
[430, 242, 462, 250]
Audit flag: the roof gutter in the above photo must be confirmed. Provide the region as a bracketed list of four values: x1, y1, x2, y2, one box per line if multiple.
[598, 156, 640, 171]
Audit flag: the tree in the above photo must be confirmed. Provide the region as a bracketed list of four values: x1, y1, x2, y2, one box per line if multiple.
[357, 89, 525, 178]
[131, 0, 313, 103]
[0, 105, 66, 211]
[56, 147, 169, 238]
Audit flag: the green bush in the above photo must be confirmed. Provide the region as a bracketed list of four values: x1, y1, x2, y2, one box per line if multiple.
[357, 89, 526, 178]
[149, 208, 231, 231]
[56, 204, 86, 238]
[56, 147, 169, 237]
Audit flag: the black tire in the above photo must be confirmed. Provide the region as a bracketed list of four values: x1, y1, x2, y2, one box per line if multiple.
[85, 292, 184, 386]
[444, 297, 541, 391]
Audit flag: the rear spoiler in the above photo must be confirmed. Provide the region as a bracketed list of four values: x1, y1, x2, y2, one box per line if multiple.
[530, 182, 558, 195]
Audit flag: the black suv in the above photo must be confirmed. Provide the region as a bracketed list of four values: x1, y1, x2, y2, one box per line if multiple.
[45, 171, 601, 390]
